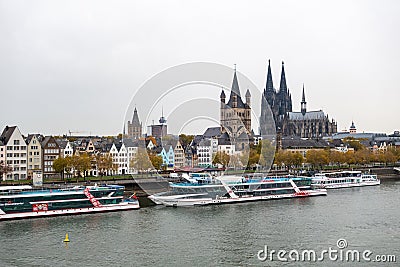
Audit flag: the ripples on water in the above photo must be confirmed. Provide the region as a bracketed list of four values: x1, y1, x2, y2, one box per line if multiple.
[1, 180, 399, 266]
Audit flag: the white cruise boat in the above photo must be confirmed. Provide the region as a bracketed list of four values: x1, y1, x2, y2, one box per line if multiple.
[149, 175, 327, 207]
[311, 171, 380, 189]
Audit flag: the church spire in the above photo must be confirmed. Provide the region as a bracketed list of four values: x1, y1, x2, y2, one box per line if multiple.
[231, 67, 241, 97]
[226, 66, 245, 108]
[279, 61, 287, 94]
[301, 84, 307, 116]
[131, 107, 140, 125]
[266, 59, 274, 93]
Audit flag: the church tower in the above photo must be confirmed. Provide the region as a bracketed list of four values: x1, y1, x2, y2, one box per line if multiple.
[220, 67, 252, 139]
[127, 107, 142, 139]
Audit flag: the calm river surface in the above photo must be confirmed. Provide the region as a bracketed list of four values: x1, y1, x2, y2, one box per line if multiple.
[1, 179, 399, 266]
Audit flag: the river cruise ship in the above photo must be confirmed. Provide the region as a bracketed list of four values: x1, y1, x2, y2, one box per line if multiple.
[149, 175, 327, 207]
[0, 184, 139, 221]
[311, 171, 380, 189]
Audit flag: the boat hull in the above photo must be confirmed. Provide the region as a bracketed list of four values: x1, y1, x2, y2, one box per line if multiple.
[312, 180, 380, 189]
[0, 202, 140, 221]
[157, 189, 327, 207]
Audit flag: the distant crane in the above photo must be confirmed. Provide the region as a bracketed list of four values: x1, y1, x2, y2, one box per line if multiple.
[68, 130, 88, 136]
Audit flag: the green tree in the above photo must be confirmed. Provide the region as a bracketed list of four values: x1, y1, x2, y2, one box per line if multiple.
[329, 151, 344, 167]
[96, 153, 113, 176]
[213, 151, 230, 168]
[241, 143, 262, 169]
[274, 151, 304, 170]
[354, 149, 372, 165]
[130, 148, 152, 173]
[288, 152, 304, 168]
[78, 153, 92, 178]
[387, 147, 400, 162]
[149, 152, 163, 170]
[381, 150, 397, 166]
[274, 150, 287, 168]
[344, 151, 356, 166]
[306, 149, 329, 170]
[53, 157, 69, 180]
[70, 153, 92, 178]
[343, 137, 365, 151]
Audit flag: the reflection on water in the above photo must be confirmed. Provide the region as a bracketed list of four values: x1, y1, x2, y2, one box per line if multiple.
[1, 179, 399, 266]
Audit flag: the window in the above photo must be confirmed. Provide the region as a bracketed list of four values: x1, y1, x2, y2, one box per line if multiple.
[7, 146, 13, 150]
[14, 140, 20, 145]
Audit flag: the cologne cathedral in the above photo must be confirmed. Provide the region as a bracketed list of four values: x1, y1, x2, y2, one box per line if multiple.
[260, 60, 337, 139]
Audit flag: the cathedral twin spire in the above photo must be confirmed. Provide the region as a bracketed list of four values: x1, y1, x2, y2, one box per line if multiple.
[263, 60, 293, 122]
[279, 61, 288, 95]
[265, 60, 274, 93]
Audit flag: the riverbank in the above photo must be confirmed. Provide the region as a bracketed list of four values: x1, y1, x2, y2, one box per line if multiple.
[1, 167, 399, 198]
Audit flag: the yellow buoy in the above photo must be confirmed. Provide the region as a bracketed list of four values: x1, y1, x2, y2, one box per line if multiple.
[63, 233, 70, 242]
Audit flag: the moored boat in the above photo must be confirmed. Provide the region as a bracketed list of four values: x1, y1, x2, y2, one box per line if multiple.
[149, 175, 327, 207]
[311, 171, 380, 189]
[0, 184, 139, 221]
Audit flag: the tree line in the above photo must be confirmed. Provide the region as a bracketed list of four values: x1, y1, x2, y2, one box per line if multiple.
[274, 147, 400, 170]
[52, 149, 163, 179]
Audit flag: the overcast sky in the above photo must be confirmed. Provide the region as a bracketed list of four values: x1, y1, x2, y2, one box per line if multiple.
[0, 0, 399, 136]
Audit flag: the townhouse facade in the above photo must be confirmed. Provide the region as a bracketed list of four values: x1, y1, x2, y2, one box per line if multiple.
[41, 136, 61, 178]
[197, 139, 213, 167]
[26, 134, 43, 179]
[0, 126, 27, 180]
[124, 139, 138, 174]
[173, 140, 185, 168]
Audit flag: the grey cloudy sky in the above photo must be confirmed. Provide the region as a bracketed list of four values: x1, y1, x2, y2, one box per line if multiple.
[0, 0, 399, 136]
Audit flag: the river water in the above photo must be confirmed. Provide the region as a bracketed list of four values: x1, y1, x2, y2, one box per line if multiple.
[1, 179, 399, 266]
